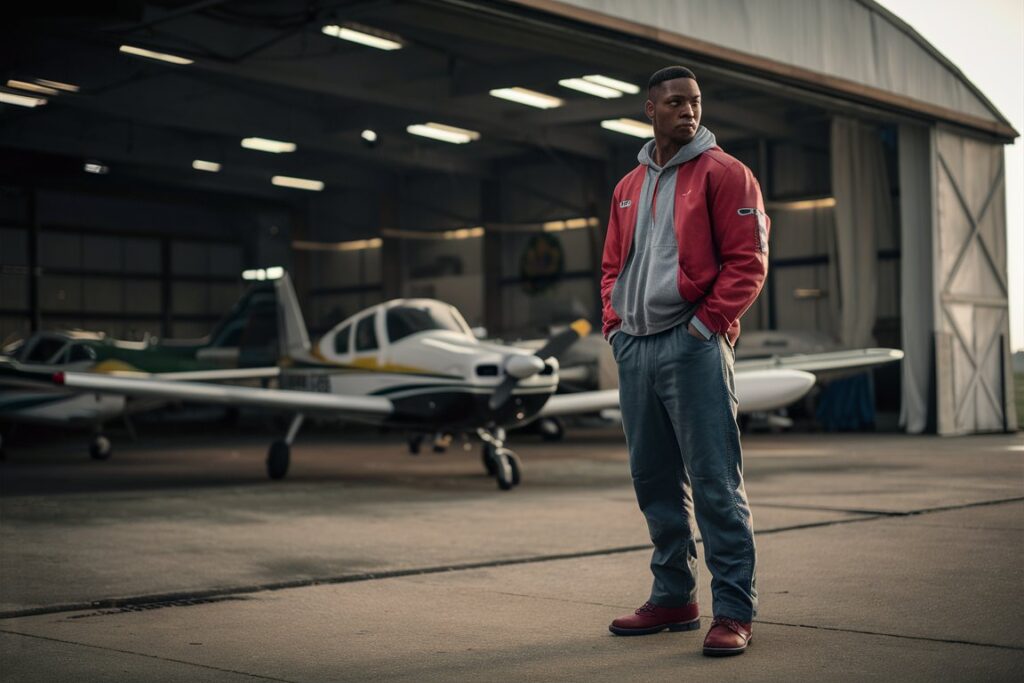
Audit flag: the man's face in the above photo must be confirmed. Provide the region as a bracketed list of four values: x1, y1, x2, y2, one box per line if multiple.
[645, 77, 702, 145]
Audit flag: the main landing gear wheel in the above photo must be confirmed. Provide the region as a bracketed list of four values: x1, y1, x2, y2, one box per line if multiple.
[538, 417, 565, 442]
[493, 447, 521, 491]
[89, 434, 112, 461]
[267, 440, 290, 480]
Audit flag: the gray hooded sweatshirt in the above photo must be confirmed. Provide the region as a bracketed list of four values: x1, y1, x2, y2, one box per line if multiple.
[610, 126, 717, 340]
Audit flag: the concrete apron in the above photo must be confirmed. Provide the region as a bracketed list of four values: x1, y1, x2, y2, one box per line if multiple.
[1, 432, 1022, 681]
[1, 500, 1023, 682]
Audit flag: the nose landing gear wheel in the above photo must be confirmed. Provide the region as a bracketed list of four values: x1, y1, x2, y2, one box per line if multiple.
[89, 434, 112, 461]
[493, 447, 521, 490]
[267, 440, 290, 480]
[482, 443, 498, 476]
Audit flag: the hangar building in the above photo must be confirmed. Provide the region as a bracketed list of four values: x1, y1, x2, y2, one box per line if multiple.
[0, 0, 1017, 435]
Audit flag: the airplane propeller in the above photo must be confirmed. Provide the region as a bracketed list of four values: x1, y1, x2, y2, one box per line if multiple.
[487, 319, 592, 411]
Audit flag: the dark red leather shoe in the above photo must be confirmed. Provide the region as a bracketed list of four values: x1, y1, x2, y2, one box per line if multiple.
[702, 616, 752, 656]
[609, 601, 700, 636]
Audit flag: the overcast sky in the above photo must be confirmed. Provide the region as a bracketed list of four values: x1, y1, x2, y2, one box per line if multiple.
[875, 0, 1023, 351]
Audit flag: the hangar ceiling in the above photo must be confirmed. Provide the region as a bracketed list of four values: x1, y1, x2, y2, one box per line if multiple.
[0, 0, 815, 205]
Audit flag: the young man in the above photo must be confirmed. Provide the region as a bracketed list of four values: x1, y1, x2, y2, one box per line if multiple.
[602, 66, 769, 656]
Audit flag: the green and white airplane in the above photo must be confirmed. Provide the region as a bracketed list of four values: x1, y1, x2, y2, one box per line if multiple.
[0, 281, 281, 459]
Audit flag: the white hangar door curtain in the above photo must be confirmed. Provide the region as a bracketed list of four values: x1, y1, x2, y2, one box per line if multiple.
[933, 128, 1016, 435]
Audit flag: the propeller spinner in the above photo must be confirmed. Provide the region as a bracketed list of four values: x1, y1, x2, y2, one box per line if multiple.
[487, 319, 592, 412]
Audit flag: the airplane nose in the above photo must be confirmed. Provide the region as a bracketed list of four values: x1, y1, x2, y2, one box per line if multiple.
[505, 355, 546, 379]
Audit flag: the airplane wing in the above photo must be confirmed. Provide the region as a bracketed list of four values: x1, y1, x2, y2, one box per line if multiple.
[54, 371, 393, 419]
[112, 367, 281, 382]
[735, 348, 904, 381]
[540, 368, 817, 416]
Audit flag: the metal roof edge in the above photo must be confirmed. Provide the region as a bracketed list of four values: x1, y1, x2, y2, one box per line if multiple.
[854, 0, 1016, 136]
[488, 0, 1018, 142]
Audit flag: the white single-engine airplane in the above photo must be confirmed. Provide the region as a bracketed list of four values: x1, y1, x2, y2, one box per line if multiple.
[52, 274, 899, 490]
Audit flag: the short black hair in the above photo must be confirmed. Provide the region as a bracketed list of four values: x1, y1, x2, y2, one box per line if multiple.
[647, 66, 697, 93]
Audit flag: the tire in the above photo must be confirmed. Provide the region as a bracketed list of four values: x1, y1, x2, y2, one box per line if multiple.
[89, 434, 112, 461]
[506, 450, 522, 486]
[494, 447, 520, 490]
[482, 444, 498, 476]
[538, 417, 564, 442]
[267, 440, 290, 480]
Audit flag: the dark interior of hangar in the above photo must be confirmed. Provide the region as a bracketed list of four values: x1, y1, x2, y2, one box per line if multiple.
[1, 1, 916, 428]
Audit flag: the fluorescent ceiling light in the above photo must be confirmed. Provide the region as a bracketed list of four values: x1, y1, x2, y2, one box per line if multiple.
[489, 87, 563, 109]
[444, 227, 485, 240]
[7, 80, 58, 95]
[321, 24, 402, 50]
[767, 197, 836, 211]
[119, 45, 193, 65]
[361, 129, 378, 143]
[542, 216, 600, 232]
[559, 78, 622, 99]
[583, 74, 639, 95]
[381, 228, 483, 240]
[292, 238, 383, 252]
[0, 91, 47, 107]
[241, 137, 296, 153]
[242, 267, 284, 281]
[406, 122, 480, 144]
[84, 162, 109, 175]
[35, 79, 79, 93]
[272, 175, 324, 191]
[192, 159, 221, 172]
[600, 118, 654, 138]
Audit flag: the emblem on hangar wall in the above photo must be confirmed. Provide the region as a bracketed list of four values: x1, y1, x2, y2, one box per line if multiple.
[519, 233, 564, 294]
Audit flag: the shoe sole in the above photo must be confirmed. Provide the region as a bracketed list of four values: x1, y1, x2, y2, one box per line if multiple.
[609, 618, 701, 636]
[703, 637, 751, 656]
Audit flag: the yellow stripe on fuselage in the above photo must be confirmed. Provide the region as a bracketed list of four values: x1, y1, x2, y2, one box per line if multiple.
[92, 360, 141, 373]
[304, 347, 444, 377]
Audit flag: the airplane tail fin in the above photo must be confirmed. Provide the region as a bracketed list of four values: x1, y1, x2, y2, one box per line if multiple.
[273, 272, 312, 363]
[199, 280, 278, 366]
[200, 271, 310, 367]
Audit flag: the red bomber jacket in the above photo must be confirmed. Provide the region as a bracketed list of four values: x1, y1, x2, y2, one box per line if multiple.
[600, 146, 770, 346]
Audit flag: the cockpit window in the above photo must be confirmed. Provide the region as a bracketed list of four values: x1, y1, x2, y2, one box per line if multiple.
[67, 344, 97, 363]
[386, 304, 470, 343]
[334, 325, 352, 355]
[24, 337, 67, 364]
[355, 315, 378, 352]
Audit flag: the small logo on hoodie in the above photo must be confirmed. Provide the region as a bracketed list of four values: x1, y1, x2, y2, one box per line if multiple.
[619, 199, 632, 208]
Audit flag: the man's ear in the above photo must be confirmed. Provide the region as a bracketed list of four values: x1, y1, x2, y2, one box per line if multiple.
[644, 99, 654, 121]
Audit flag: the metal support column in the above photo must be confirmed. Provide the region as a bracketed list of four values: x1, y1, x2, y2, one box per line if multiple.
[26, 189, 40, 332]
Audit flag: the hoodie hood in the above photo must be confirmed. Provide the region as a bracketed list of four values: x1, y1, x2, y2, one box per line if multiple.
[638, 126, 717, 170]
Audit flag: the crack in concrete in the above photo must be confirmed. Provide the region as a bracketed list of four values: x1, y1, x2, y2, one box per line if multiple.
[0, 629, 304, 683]
[1, 495, 1020, 622]
[754, 494, 1024, 517]
[753, 618, 1024, 652]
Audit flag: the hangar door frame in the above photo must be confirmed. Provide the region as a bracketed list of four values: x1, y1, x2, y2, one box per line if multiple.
[932, 127, 1017, 435]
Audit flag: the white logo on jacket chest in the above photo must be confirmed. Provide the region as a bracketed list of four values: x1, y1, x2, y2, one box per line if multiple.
[619, 199, 632, 208]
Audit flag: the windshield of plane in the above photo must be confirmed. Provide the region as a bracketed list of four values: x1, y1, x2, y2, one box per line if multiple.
[23, 337, 68, 364]
[386, 304, 470, 343]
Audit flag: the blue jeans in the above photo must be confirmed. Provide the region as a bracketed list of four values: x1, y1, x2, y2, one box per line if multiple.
[612, 322, 757, 621]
